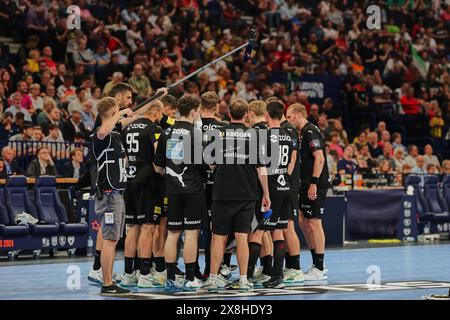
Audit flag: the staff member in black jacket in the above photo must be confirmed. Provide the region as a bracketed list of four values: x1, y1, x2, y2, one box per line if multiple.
[61, 148, 87, 179]
[26, 146, 58, 177]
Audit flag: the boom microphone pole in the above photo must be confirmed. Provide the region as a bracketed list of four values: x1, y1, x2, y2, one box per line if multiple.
[130, 27, 257, 114]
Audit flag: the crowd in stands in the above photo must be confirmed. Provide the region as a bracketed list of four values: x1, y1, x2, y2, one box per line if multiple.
[0, 0, 449, 181]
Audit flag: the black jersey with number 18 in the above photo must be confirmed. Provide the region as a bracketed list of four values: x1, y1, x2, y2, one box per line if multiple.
[266, 127, 296, 194]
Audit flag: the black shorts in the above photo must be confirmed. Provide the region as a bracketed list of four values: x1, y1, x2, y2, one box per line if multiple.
[167, 193, 206, 231]
[124, 182, 160, 225]
[289, 191, 299, 220]
[155, 195, 168, 219]
[299, 185, 327, 219]
[211, 200, 255, 236]
[257, 195, 290, 231]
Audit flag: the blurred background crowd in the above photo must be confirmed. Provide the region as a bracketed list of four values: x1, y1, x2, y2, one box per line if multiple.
[0, 0, 449, 183]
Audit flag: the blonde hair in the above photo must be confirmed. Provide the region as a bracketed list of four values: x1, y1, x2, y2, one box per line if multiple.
[97, 97, 118, 119]
[43, 97, 56, 112]
[287, 103, 308, 118]
[145, 100, 164, 115]
[248, 100, 266, 117]
[200, 91, 219, 111]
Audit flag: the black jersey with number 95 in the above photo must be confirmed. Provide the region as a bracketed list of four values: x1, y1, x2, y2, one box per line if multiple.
[124, 118, 162, 184]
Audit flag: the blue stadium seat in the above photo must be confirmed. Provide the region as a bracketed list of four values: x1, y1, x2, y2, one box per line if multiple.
[442, 175, 450, 211]
[404, 175, 432, 222]
[4, 176, 60, 236]
[0, 188, 29, 237]
[423, 175, 450, 223]
[34, 176, 88, 235]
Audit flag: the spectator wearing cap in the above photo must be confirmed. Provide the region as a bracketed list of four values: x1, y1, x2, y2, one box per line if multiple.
[27, 146, 57, 177]
[61, 148, 86, 179]
[63, 110, 88, 142]
[423, 144, 441, 172]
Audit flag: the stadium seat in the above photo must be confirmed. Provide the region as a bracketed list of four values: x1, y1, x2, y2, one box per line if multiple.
[34, 176, 88, 235]
[4, 176, 59, 236]
[423, 175, 450, 223]
[442, 175, 450, 211]
[404, 175, 433, 222]
[0, 188, 29, 237]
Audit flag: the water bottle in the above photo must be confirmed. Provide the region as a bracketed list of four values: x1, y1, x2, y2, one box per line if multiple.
[87, 236, 94, 257]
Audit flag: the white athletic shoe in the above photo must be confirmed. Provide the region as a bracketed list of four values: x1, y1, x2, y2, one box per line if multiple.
[253, 266, 263, 278]
[152, 270, 167, 287]
[150, 266, 156, 277]
[220, 264, 232, 279]
[88, 268, 103, 284]
[239, 278, 254, 291]
[304, 267, 328, 281]
[137, 273, 156, 288]
[252, 273, 271, 287]
[283, 268, 305, 283]
[306, 265, 328, 276]
[121, 272, 138, 287]
[183, 278, 204, 291]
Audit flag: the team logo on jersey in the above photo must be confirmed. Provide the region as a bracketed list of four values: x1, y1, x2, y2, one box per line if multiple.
[277, 175, 286, 186]
[155, 133, 161, 140]
[166, 139, 184, 160]
[270, 135, 278, 143]
[309, 139, 321, 148]
[167, 117, 176, 126]
[166, 167, 188, 187]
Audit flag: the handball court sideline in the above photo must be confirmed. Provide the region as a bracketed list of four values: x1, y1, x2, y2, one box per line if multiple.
[1, 243, 449, 300]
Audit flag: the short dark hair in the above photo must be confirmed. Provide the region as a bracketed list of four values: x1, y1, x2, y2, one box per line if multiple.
[109, 82, 133, 97]
[266, 100, 285, 120]
[161, 94, 177, 109]
[48, 123, 59, 131]
[229, 99, 248, 120]
[177, 94, 200, 117]
[22, 121, 33, 131]
[76, 87, 86, 94]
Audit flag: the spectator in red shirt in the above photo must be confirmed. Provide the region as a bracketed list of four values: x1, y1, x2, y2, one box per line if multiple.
[400, 87, 422, 115]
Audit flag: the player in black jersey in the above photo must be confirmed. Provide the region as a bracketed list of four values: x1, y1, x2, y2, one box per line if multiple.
[121, 101, 164, 288]
[245, 100, 275, 283]
[155, 94, 207, 292]
[286, 103, 330, 281]
[245, 100, 298, 289]
[199, 99, 271, 293]
[198, 91, 226, 279]
[152, 94, 178, 282]
[277, 101, 304, 283]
